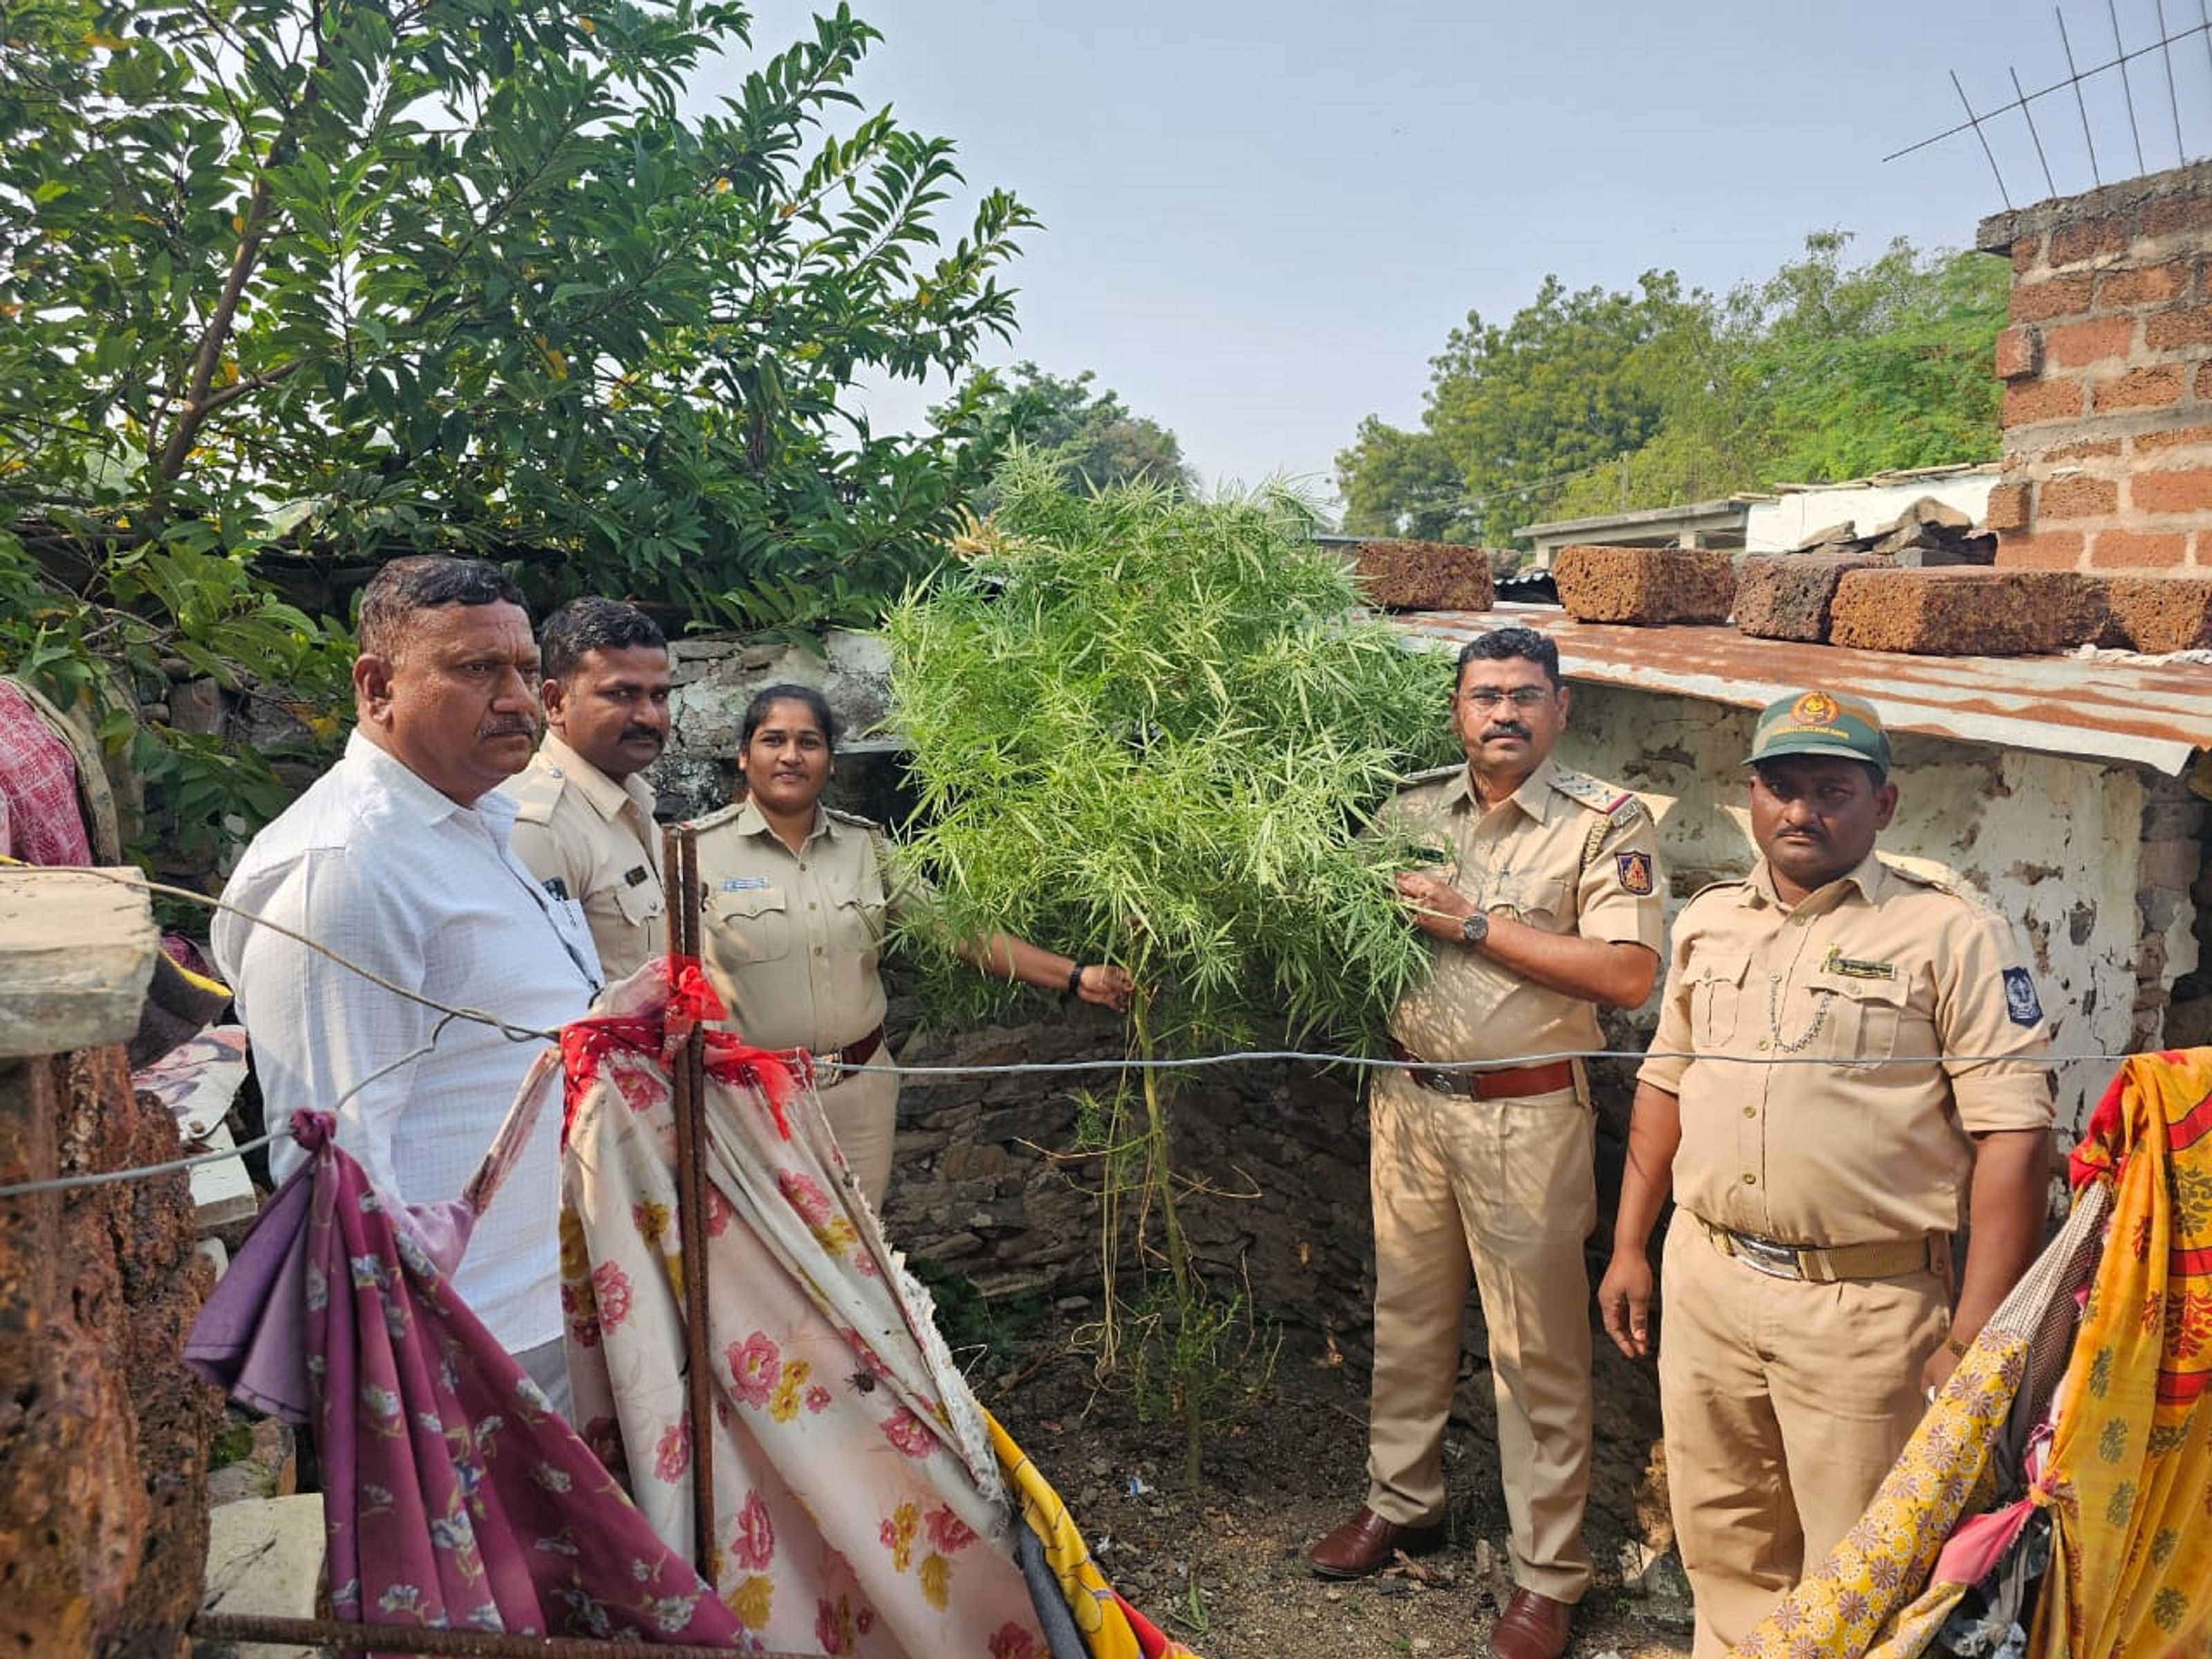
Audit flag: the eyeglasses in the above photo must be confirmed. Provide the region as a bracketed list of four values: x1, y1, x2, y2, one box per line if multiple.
[1460, 686, 1553, 710]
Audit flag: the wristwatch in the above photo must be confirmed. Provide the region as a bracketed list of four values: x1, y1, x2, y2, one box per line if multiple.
[1459, 910, 1490, 946]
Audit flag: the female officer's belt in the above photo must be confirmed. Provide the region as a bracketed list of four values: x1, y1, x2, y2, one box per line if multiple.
[1692, 1213, 1940, 1283]
[1385, 1039, 1575, 1100]
[815, 1024, 884, 1089]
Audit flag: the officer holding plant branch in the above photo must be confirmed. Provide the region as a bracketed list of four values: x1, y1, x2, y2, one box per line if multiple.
[1309, 628, 1665, 1659]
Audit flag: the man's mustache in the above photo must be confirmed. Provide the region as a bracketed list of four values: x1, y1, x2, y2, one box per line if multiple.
[1483, 724, 1530, 741]
[478, 718, 536, 740]
[620, 725, 666, 747]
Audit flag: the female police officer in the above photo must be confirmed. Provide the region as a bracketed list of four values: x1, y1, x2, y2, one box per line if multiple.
[690, 684, 1133, 1207]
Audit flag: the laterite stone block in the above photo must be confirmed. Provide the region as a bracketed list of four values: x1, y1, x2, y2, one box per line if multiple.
[1732, 554, 1883, 644]
[1830, 569, 2112, 656]
[1553, 544, 1735, 626]
[1347, 540, 1496, 611]
[2106, 575, 2212, 652]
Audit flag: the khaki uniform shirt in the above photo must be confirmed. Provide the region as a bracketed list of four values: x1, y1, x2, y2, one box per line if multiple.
[1638, 852, 2052, 1248]
[1377, 756, 1666, 1065]
[690, 800, 910, 1053]
[501, 732, 666, 983]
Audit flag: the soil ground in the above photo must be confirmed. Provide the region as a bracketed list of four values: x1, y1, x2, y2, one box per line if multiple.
[978, 1318, 1697, 1659]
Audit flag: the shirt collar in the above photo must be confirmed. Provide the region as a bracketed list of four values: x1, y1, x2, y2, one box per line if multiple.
[1745, 847, 1887, 911]
[345, 729, 480, 827]
[1447, 753, 1561, 825]
[539, 731, 655, 823]
[731, 797, 831, 846]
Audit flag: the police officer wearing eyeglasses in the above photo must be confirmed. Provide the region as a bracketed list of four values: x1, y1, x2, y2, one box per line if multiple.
[1308, 628, 1665, 1659]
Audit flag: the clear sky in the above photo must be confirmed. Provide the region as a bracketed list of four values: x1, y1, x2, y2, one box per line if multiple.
[708, 1, 2212, 507]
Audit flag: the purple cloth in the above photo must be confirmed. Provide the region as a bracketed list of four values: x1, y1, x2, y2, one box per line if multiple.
[185, 1112, 740, 1645]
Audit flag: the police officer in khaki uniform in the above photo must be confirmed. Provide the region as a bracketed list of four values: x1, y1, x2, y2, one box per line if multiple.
[1597, 690, 2052, 1658]
[1309, 628, 1665, 1659]
[503, 598, 671, 983]
[691, 684, 1133, 1208]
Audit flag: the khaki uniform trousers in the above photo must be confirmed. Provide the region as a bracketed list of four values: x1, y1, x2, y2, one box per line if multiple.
[816, 1065, 899, 1212]
[1658, 1208, 1950, 1658]
[1364, 1068, 1596, 1604]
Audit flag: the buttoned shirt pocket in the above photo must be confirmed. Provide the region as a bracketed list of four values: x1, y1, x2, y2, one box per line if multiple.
[830, 888, 888, 964]
[1501, 875, 1575, 932]
[1687, 950, 1752, 1048]
[709, 884, 792, 963]
[610, 874, 664, 930]
[1812, 970, 1911, 1064]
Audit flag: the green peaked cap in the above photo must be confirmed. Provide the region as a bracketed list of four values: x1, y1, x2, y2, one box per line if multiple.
[1747, 688, 1891, 774]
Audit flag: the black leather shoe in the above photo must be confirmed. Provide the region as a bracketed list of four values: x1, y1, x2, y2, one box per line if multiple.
[1305, 1506, 1446, 1578]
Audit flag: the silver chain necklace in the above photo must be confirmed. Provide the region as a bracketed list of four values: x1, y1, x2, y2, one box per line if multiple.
[1767, 976, 1835, 1052]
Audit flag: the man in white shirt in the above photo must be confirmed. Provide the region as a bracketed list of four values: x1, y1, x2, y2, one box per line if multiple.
[502, 597, 671, 984]
[216, 556, 601, 1406]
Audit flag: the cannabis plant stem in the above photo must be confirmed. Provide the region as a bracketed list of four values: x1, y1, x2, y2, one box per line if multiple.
[1130, 963, 1206, 1494]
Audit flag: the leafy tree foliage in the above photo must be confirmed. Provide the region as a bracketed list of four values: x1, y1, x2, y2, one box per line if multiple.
[885, 457, 1456, 1482]
[938, 362, 1195, 509]
[0, 0, 1031, 855]
[1340, 235, 2006, 547]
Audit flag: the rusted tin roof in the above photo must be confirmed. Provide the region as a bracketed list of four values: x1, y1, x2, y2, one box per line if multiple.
[1391, 606, 2212, 777]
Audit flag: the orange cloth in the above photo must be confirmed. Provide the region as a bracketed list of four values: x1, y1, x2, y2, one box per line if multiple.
[2034, 1047, 2212, 1656]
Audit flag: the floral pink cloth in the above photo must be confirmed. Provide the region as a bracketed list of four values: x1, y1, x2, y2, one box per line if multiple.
[545, 965, 1053, 1656]
[186, 1110, 742, 1647]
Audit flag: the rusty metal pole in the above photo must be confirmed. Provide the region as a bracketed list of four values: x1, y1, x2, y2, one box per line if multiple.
[662, 823, 718, 1581]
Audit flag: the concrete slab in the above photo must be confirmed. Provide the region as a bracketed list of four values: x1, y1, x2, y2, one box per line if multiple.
[0, 866, 158, 1057]
[199, 1493, 325, 1656]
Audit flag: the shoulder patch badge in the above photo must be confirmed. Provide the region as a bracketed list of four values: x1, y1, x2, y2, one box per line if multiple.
[2002, 966, 2043, 1027]
[1614, 850, 1655, 896]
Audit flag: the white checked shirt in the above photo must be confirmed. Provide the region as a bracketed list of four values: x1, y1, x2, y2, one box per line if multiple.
[214, 731, 601, 1352]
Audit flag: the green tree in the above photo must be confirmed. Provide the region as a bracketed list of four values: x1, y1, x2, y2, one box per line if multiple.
[939, 362, 1196, 508]
[885, 456, 1456, 1485]
[0, 0, 1032, 854]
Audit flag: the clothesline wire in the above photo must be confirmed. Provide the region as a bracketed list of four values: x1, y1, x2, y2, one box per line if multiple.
[5, 868, 2139, 1203]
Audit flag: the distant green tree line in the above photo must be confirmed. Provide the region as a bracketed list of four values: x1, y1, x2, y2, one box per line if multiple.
[1335, 232, 2008, 548]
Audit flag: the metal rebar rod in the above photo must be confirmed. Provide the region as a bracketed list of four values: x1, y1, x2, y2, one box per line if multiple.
[2157, 0, 2188, 162]
[2013, 64, 2059, 196]
[2061, 6, 2104, 186]
[663, 823, 718, 1582]
[1953, 70, 2013, 207]
[190, 1611, 786, 1658]
[2112, 0, 2150, 173]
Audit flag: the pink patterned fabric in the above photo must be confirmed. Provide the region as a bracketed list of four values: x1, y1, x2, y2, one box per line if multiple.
[0, 677, 91, 865]
[546, 966, 1052, 1656]
[186, 1111, 741, 1647]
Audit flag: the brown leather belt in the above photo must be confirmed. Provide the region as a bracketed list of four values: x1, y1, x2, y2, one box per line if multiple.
[1692, 1213, 1940, 1284]
[1386, 1040, 1575, 1101]
[817, 1024, 884, 1089]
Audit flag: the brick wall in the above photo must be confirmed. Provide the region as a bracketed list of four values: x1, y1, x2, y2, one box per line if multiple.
[1980, 160, 2212, 570]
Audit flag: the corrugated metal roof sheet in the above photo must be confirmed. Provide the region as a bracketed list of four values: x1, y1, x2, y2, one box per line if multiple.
[1391, 606, 2212, 776]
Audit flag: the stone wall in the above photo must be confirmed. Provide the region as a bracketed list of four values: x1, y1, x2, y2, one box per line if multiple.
[0, 1046, 216, 1658]
[1979, 158, 2212, 570]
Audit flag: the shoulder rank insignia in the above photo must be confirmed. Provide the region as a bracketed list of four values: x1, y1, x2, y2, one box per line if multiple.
[2002, 966, 2043, 1027]
[1614, 850, 1655, 896]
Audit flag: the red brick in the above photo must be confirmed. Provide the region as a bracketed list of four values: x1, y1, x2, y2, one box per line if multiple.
[2105, 574, 2212, 648]
[2050, 215, 2130, 266]
[2012, 233, 2045, 275]
[2090, 530, 2190, 570]
[1553, 545, 1735, 625]
[2144, 304, 2212, 351]
[2131, 466, 2212, 514]
[2098, 263, 2190, 307]
[1830, 568, 2109, 654]
[2037, 474, 2120, 518]
[1996, 529, 2086, 569]
[2011, 274, 2094, 322]
[2005, 377, 2087, 426]
[2129, 423, 2212, 453]
[2141, 191, 2212, 240]
[2092, 364, 2185, 412]
[1994, 325, 2041, 382]
[2043, 315, 2136, 368]
[1984, 481, 2032, 533]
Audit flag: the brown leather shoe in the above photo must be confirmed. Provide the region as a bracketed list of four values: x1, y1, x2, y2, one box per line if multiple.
[1488, 1586, 1573, 1659]
[1305, 1506, 1446, 1578]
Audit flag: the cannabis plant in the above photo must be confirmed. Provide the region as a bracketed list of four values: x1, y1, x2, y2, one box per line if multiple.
[884, 457, 1456, 1485]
